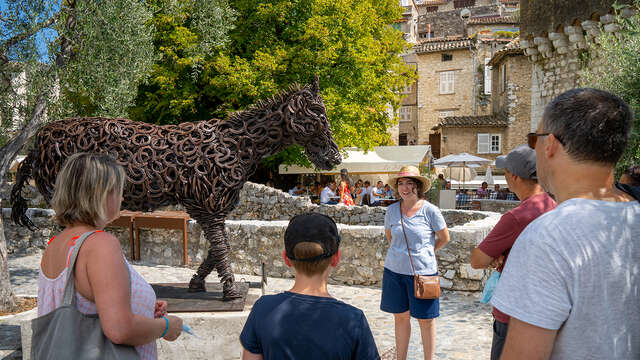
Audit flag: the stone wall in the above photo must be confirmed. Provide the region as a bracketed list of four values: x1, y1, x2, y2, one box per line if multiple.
[417, 4, 498, 38]
[228, 182, 487, 227]
[519, 8, 637, 130]
[2, 208, 501, 291]
[472, 199, 520, 214]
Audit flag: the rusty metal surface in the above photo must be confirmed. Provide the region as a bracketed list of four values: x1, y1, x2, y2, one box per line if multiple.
[151, 282, 249, 312]
[11, 78, 342, 298]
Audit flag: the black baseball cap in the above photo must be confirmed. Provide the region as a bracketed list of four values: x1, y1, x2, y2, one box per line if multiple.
[284, 213, 341, 262]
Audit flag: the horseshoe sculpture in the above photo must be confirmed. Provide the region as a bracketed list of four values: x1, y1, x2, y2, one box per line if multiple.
[11, 77, 342, 299]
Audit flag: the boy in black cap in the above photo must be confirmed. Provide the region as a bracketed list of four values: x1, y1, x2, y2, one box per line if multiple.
[240, 212, 380, 360]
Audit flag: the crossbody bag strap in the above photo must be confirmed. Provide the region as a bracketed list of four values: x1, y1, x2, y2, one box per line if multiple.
[62, 231, 132, 306]
[399, 201, 417, 277]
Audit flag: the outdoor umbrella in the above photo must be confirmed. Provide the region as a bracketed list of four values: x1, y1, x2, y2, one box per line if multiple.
[433, 153, 493, 188]
[484, 165, 494, 185]
[442, 167, 477, 182]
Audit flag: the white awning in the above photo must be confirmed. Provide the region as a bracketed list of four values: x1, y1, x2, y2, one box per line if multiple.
[279, 145, 431, 175]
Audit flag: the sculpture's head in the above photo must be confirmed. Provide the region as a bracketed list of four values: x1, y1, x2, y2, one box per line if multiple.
[285, 75, 342, 170]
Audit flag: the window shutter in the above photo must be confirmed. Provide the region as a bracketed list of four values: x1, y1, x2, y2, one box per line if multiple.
[440, 72, 447, 94]
[440, 71, 455, 94]
[484, 58, 492, 95]
[478, 133, 490, 154]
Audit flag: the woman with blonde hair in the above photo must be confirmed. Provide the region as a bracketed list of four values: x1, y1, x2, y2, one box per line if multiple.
[37, 153, 183, 359]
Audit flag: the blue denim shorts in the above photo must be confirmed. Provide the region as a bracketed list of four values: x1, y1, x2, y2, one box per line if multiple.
[380, 267, 440, 319]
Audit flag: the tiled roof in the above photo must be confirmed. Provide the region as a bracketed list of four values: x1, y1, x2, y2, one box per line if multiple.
[437, 114, 508, 128]
[488, 37, 523, 66]
[416, 0, 448, 5]
[499, 0, 519, 4]
[414, 38, 475, 54]
[467, 15, 518, 25]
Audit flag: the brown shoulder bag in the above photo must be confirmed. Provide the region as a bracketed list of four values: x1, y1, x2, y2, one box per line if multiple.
[399, 203, 441, 299]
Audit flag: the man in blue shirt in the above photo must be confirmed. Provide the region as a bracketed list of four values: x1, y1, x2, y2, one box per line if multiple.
[240, 213, 380, 360]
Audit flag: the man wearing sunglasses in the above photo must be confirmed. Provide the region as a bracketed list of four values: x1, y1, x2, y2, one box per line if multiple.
[490, 88, 639, 359]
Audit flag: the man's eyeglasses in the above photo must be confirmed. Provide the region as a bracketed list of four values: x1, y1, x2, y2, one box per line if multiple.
[527, 132, 564, 149]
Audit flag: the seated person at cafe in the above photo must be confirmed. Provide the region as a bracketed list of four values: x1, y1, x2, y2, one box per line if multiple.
[360, 181, 372, 206]
[289, 182, 306, 196]
[477, 182, 489, 198]
[370, 181, 385, 206]
[320, 181, 338, 205]
[384, 184, 393, 198]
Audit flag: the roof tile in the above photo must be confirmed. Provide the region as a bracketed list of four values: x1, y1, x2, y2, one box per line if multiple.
[437, 114, 508, 128]
[414, 38, 475, 54]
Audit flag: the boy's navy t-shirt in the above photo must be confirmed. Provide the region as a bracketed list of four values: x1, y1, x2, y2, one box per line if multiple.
[240, 291, 380, 360]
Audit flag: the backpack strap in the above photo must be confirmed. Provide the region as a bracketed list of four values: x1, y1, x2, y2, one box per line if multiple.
[615, 183, 640, 202]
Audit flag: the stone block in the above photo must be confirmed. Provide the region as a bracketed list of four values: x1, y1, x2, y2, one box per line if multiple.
[443, 269, 456, 279]
[440, 278, 453, 289]
[458, 264, 485, 280]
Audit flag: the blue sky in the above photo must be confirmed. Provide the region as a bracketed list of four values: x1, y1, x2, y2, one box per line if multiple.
[1, 0, 59, 62]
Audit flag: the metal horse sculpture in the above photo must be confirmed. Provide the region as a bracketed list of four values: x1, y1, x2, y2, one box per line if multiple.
[11, 77, 341, 299]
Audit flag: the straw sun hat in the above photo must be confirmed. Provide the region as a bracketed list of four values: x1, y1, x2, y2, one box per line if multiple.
[388, 165, 431, 192]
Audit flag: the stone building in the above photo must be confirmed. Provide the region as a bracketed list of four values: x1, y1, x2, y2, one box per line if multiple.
[431, 37, 532, 160]
[394, 0, 521, 157]
[517, 0, 635, 130]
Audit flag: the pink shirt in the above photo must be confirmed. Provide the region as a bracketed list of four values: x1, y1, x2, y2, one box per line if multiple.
[477, 192, 557, 323]
[38, 238, 158, 360]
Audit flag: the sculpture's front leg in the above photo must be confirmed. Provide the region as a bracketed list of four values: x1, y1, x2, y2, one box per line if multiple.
[188, 215, 241, 299]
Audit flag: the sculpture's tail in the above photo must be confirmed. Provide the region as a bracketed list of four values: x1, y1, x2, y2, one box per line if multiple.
[10, 151, 37, 230]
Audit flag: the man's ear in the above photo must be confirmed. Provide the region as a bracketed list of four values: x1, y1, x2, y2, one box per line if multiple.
[546, 133, 562, 158]
[330, 250, 341, 267]
[282, 250, 292, 267]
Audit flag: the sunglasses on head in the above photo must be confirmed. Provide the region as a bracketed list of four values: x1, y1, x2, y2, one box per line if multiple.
[527, 132, 565, 149]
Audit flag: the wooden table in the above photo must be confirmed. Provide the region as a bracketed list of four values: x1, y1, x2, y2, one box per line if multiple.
[107, 210, 142, 260]
[133, 211, 190, 265]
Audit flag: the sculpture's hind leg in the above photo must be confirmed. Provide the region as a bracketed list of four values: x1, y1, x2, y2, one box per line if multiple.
[188, 215, 241, 299]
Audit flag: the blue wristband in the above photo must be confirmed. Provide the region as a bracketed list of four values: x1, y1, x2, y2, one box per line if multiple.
[161, 316, 169, 338]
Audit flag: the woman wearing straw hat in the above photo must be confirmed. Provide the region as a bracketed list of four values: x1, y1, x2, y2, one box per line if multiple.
[380, 165, 450, 360]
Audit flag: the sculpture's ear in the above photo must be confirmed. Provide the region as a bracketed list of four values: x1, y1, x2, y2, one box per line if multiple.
[313, 74, 320, 94]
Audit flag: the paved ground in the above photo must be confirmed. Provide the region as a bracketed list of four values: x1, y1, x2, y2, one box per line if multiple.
[2, 250, 493, 360]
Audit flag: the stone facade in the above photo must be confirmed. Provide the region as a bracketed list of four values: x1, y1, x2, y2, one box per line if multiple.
[417, 3, 498, 38]
[415, 47, 481, 144]
[440, 126, 506, 160]
[491, 47, 533, 150]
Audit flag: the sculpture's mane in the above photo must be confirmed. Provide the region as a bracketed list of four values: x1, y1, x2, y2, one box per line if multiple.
[227, 83, 309, 124]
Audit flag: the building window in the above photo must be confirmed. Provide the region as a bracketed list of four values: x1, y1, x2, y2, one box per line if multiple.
[425, 6, 438, 13]
[439, 110, 454, 118]
[419, 32, 434, 39]
[478, 133, 501, 154]
[439, 71, 455, 94]
[392, 23, 403, 32]
[454, 0, 475, 9]
[399, 133, 408, 146]
[399, 107, 412, 122]
[442, 54, 453, 62]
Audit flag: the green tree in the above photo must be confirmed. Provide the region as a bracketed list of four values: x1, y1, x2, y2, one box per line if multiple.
[128, 0, 236, 125]
[0, 0, 156, 312]
[581, 1, 640, 177]
[132, 0, 415, 167]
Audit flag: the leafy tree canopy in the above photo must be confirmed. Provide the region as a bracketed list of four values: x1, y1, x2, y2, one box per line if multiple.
[131, 0, 415, 168]
[581, 0, 640, 177]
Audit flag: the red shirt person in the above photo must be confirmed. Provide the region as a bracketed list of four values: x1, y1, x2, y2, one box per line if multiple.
[470, 145, 556, 360]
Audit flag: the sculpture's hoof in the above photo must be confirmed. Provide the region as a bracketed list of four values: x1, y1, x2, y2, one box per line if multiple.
[188, 276, 206, 293]
[223, 281, 242, 300]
